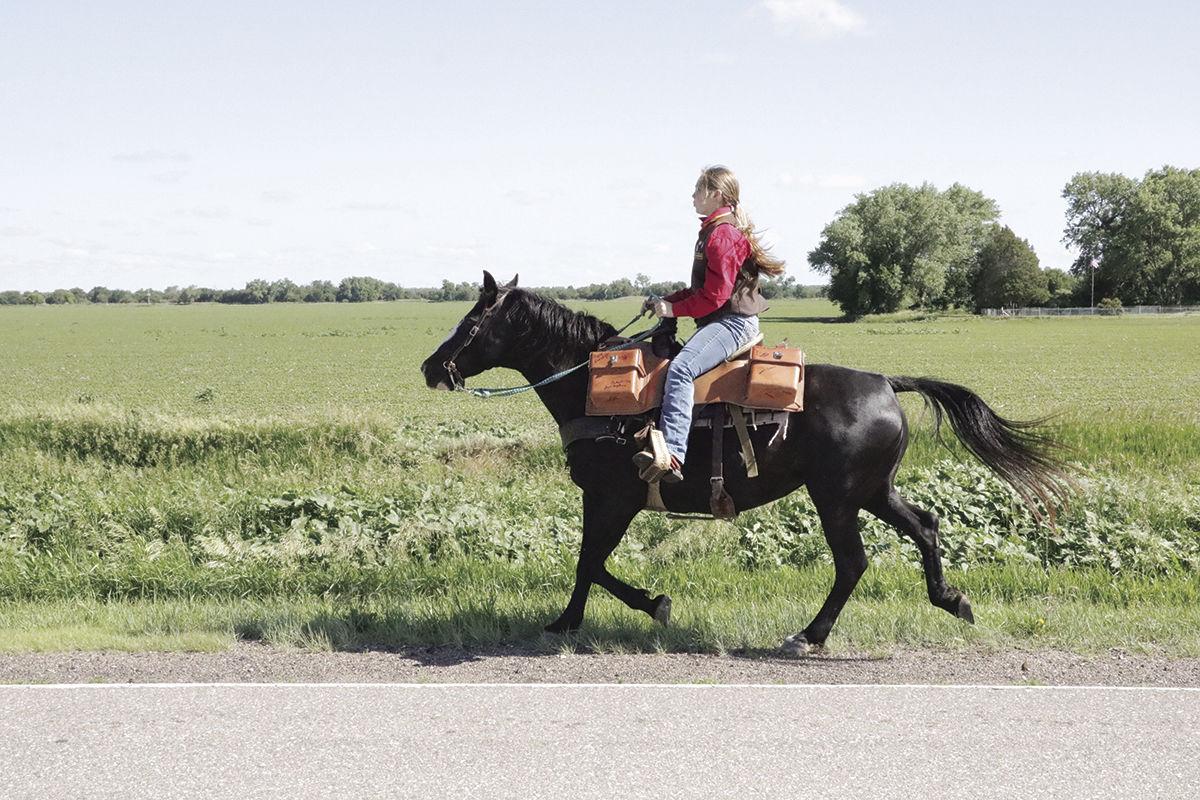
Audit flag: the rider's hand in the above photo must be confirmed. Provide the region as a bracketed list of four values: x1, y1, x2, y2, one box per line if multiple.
[651, 299, 674, 318]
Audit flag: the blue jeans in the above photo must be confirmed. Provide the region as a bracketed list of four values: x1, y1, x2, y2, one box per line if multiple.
[659, 314, 760, 464]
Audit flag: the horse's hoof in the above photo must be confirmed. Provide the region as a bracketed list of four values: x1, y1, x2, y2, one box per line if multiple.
[544, 617, 581, 635]
[781, 633, 820, 657]
[955, 595, 975, 625]
[651, 594, 672, 627]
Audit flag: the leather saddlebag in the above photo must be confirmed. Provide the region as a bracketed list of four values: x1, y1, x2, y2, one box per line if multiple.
[586, 349, 649, 415]
[744, 344, 804, 410]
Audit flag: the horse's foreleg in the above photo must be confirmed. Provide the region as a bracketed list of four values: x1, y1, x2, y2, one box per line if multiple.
[783, 495, 867, 655]
[544, 493, 646, 634]
[866, 489, 974, 623]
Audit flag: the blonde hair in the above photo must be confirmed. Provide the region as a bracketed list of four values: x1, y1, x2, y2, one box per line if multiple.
[696, 165, 786, 278]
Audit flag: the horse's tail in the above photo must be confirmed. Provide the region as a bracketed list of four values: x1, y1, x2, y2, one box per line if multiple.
[887, 376, 1073, 521]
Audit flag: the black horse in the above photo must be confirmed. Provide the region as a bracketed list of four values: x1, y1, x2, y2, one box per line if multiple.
[421, 272, 1068, 654]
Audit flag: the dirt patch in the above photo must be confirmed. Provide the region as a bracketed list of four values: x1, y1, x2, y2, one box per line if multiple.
[3, 644, 1198, 686]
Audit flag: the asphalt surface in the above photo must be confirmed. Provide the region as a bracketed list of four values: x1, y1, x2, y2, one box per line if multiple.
[2, 684, 1198, 799]
[4, 643, 1199, 685]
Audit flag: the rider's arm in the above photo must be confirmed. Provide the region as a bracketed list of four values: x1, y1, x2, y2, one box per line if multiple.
[668, 226, 748, 319]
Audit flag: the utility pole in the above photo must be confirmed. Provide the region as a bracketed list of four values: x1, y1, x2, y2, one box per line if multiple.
[1090, 256, 1097, 307]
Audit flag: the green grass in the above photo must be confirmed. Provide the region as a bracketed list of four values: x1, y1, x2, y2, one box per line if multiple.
[1, 561, 1196, 656]
[2, 299, 1197, 423]
[0, 299, 1197, 655]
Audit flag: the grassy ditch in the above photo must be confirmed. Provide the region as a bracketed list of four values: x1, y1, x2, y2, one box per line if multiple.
[2, 561, 1197, 657]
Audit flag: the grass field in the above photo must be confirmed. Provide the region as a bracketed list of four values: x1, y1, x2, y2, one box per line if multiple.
[1, 298, 1198, 655]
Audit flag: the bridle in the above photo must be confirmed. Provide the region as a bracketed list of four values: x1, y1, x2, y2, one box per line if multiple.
[442, 290, 510, 390]
[439, 291, 657, 398]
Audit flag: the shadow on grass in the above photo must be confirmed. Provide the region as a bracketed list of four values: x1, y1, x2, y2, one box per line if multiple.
[228, 605, 838, 666]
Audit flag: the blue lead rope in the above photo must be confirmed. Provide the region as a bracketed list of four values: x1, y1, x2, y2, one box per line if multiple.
[463, 309, 659, 398]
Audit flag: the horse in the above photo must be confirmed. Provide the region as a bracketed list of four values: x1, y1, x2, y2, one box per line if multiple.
[420, 271, 1069, 654]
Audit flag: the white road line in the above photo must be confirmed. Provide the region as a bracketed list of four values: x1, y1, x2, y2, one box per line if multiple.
[6, 681, 1200, 691]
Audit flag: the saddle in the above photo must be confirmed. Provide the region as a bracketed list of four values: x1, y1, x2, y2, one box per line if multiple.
[576, 337, 805, 520]
[585, 340, 804, 416]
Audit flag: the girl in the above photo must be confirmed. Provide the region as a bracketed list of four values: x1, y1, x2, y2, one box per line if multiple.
[634, 165, 785, 482]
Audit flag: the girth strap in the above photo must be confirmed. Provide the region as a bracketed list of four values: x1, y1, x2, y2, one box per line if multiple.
[709, 406, 737, 519]
[559, 417, 637, 450]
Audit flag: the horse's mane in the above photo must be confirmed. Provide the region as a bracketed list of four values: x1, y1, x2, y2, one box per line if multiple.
[506, 289, 619, 365]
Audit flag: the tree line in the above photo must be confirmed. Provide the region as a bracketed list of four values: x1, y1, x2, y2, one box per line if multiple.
[809, 165, 1200, 316]
[0, 273, 823, 306]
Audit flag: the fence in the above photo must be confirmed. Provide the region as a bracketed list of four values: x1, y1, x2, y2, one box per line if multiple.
[981, 305, 1200, 317]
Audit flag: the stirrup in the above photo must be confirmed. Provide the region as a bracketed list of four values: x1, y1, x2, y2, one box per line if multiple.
[632, 426, 672, 482]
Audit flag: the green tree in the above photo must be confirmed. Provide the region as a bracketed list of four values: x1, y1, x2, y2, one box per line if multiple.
[972, 226, 1049, 309]
[300, 280, 338, 302]
[242, 279, 272, 304]
[1063, 167, 1200, 305]
[808, 182, 999, 315]
[270, 279, 302, 302]
[302, 280, 337, 302]
[1042, 268, 1080, 307]
[337, 276, 384, 302]
[45, 289, 77, 304]
[23, 291, 44, 304]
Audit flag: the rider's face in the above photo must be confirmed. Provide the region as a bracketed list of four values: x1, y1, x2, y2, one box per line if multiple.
[692, 183, 723, 216]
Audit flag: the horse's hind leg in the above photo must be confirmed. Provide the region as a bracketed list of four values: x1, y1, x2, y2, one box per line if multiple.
[595, 566, 671, 626]
[866, 489, 974, 623]
[544, 492, 667, 634]
[783, 495, 868, 655]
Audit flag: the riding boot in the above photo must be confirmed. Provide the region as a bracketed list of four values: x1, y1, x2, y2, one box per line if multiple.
[632, 424, 675, 482]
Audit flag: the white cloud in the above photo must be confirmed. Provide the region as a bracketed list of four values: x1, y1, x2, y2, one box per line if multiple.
[179, 206, 231, 220]
[341, 200, 406, 212]
[775, 171, 866, 190]
[424, 244, 479, 260]
[151, 169, 189, 184]
[763, 0, 866, 38]
[817, 174, 866, 189]
[113, 150, 192, 164]
[503, 189, 552, 207]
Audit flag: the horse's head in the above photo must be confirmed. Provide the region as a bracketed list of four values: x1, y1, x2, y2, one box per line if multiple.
[421, 270, 520, 391]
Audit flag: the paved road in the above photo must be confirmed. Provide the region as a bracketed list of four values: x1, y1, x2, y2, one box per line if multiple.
[2, 684, 1198, 799]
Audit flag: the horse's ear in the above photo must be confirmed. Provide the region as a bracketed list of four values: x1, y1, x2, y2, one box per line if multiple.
[481, 270, 498, 303]
[503, 274, 519, 289]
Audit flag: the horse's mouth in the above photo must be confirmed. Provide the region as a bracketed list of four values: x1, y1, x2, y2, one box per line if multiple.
[420, 359, 456, 391]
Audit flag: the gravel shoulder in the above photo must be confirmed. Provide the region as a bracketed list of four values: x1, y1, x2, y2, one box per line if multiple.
[3, 643, 1199, 686]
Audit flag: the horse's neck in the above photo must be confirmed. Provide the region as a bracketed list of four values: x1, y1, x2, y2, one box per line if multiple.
[508, 326, 601, 425]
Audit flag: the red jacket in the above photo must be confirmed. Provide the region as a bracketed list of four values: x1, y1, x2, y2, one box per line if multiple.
[664, 206, 751, 319]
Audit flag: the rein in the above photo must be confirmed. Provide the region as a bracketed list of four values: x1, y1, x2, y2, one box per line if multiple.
[448, 301, 659, 399]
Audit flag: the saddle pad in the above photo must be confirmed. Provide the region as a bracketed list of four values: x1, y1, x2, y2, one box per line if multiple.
[586, 342, 804, 416]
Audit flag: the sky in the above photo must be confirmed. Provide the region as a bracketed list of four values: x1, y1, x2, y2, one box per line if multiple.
[2, 0, 1198, 292]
